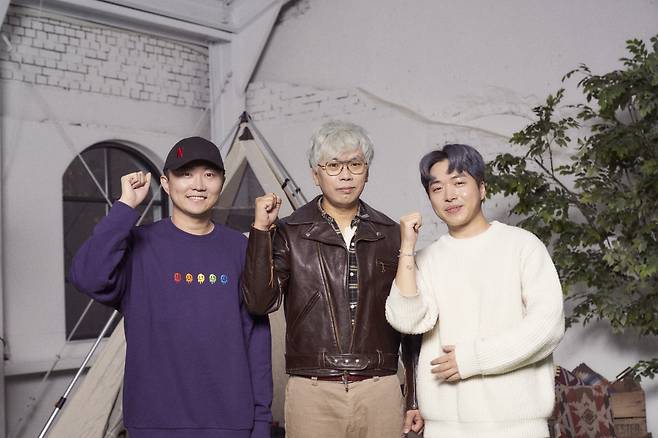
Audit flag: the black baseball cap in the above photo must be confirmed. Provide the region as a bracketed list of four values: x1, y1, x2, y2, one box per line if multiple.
[163, 136, 224, 173]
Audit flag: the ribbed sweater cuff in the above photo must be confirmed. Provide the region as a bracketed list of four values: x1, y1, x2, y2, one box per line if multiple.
[455, 341, 481, 379]
[386, 281, 425, 334]
[110, 200, 140, 222]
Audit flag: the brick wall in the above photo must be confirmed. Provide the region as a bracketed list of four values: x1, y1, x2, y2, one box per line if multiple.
[0, 6, 209, 108]
[246, 81, 391, 122]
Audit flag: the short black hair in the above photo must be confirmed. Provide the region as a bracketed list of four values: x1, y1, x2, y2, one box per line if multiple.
[419, 144, 485, 194]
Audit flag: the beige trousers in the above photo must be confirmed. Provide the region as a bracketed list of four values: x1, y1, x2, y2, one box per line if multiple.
[284, 375, 405, 438]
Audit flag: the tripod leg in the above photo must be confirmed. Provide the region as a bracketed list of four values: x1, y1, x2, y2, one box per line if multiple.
[37, 309, 120, 438]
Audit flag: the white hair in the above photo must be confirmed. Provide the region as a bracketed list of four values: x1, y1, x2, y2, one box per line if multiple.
[307, 120, 375, 168]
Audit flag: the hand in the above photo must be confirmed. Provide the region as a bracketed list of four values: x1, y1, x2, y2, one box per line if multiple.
[399, 212, 422, 251]
[403, 409, 424, 434]
[253, 192, 282, 231]
[118, 171, 151, 209]
[430, 345, 461, 382]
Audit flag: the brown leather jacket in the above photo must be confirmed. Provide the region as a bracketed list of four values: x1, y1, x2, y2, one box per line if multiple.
[241, 196, 420, 409]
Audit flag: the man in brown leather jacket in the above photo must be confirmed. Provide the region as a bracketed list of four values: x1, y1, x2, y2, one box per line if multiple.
[242, 120, 423, 438]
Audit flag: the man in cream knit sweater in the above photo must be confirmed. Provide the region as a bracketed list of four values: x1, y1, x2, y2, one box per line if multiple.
[385, 144, 565, 438]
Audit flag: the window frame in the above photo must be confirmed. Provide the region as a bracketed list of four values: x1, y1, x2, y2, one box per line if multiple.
[62, 141, 168, 341]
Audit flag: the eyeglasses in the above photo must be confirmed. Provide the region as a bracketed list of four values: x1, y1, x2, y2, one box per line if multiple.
[317, 160, 368, 176]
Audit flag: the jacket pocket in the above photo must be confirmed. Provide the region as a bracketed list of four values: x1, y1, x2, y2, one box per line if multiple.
[287, 290, 321, 340]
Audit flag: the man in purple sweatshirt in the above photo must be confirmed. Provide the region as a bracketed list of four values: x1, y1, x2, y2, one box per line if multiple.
[70, 137, 272, 438]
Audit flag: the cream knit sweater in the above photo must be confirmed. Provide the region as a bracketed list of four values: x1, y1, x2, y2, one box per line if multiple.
[386, 221, 564, 438]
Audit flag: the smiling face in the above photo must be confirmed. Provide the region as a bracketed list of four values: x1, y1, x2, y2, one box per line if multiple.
[160, 161, 224, 222]
[312, 149, 368, 212]
[428, 159, 488, 237]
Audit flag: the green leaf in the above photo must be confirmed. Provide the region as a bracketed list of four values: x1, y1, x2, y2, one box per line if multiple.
[487, 33, 658, 379]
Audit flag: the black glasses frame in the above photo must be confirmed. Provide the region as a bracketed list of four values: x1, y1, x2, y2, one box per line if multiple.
[317, 160, 368, 176]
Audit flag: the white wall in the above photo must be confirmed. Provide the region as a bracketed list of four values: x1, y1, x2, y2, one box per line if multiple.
[249, 0, 658, 433]
[259, 0, 658, 124]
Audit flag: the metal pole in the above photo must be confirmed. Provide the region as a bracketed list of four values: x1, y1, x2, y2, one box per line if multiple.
[218, 116, 242, 156]
[246, 113, 308, 208]
[37, 309, 120, 438]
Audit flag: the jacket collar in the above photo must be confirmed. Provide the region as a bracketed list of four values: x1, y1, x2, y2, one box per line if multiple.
[283, 195, 395, 246]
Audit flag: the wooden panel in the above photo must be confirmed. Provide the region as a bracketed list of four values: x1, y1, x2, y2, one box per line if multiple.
[613, 417, 648, 438]
[610, 390, 646, 418]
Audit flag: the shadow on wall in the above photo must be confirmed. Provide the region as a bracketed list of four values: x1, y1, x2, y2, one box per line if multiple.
[558, 312, 658, 384]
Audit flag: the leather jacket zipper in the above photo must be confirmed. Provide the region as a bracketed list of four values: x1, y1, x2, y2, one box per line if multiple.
[348, 241, 358, 352]
[317, 242, 342, 352]
[267, 228, 275, 288]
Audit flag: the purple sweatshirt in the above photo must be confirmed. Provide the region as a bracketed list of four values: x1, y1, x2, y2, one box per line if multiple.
[70, 202, 272, 437]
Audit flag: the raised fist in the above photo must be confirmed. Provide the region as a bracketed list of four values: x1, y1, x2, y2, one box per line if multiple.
[399, 211, 422, 251]
[118, 171, 151, 209]
[253, 192, 282, 231]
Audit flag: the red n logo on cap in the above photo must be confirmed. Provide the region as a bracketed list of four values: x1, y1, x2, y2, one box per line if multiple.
[177, 147, 183, 158]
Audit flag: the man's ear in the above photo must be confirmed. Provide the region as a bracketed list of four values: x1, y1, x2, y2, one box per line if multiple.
[311, 168, 320, 186]
[479, 181, 486, 201]
[160, 175, 170, 195]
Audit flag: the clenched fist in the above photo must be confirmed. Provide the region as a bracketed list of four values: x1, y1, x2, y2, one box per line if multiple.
[253, 192, 282, 231]
[399, 211, 422, 252]
[118, 171, 151, 209]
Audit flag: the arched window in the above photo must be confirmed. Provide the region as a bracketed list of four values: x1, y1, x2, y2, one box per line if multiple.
[62, 142, 168, 340]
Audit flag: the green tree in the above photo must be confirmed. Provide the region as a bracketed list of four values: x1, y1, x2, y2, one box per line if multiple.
[486, 35, 658, 379]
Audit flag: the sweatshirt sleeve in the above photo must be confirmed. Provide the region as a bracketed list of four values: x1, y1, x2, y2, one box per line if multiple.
[69, 201, 140, 308]
[240, 300, 273, 438]
[385, 259, 439, 335]
[455, 239, 565, 379]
